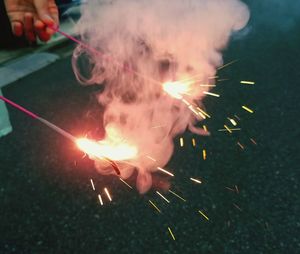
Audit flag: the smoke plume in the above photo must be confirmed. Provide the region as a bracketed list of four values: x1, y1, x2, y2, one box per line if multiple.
[72, 0, 250, 193]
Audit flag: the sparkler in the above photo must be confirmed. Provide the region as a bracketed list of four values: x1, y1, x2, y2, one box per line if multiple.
[0, 96, 135, 175]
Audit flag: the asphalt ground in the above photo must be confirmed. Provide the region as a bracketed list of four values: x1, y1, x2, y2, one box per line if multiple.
[0, 3, 299, 254]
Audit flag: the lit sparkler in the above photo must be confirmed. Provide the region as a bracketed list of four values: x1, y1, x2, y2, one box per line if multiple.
[0, 96, 138, 175]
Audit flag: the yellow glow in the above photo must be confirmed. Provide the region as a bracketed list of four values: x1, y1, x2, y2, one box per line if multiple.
[240, 80, 255, 85]
[76, 138, 137, 161]
[242, 105, 254, 113]
[198, 210, 209, 221]
[168, 227, 176, 241]
[163, 80, 193, 99]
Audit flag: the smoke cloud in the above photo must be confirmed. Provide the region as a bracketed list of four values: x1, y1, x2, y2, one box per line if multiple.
[72, 0, 250, 193]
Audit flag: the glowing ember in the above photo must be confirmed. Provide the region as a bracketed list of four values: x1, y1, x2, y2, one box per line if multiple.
[76, 138, 137, 161]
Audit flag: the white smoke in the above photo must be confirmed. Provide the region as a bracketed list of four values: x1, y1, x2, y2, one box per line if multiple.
[72, 0, 250, 193]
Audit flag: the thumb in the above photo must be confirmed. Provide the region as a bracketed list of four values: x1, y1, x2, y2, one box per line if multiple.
[34, 0, 54, 26]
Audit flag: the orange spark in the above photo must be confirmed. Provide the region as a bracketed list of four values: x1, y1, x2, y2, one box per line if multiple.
[202, 149, 207, 160]
[192, 138, 196, 147]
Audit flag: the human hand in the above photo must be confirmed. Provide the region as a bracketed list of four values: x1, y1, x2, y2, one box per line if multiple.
[4, 0, 59, 42]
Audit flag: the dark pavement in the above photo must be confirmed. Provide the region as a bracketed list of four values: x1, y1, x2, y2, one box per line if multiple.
[0, 2, 299, 253]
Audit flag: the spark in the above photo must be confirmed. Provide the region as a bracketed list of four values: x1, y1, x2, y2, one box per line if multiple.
[203, 91, 220, 97]
[237, 142, 245, 150]
[119, 178, 133, 189]
[202, 149, 207, 160]
[225, 186, 235, 192]
[157, 167, 174, 177]
[235, 185, 239, 194]
[162, 80, 192, 99]
[224, 125, 233, 133]
[146, 155, 157, 162]
[156, 191, 170, 203]
[104, 187, 112, 202]
[192, 138, 196, 147]
[90, 179, 95, 191]
[196, 107, 211, 118]
[234, 114, 241, 120]
[168, 227, 176, 241]
[227, 117, 237, 126]
[198, 210, 209, 221]
[240, 80, 255, 85]
[168, 190, 187, 202]
[98, 194, 103, 206]
[199, 84, 216, 87]
[76, 138, 137, 161]
[190, 177, 202, 184]
[197, 111, 206, 119]
[188, 105, 200, 115]
[149, 200, 162, 213]
[203, 125, 208, 132]
[180, 137, 184, 147]
[218, 128, 241, 132]
[233, 203, 242, 212]
[217, 59, 238, 70]
[217, 78, 229, 82]
[250, 138, 257, 145]
[242, 105, 254, 114]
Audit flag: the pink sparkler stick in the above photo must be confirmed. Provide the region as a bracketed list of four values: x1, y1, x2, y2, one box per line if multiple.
[0, 96, 76, 142]
[48, 25, 160, 84]
[0, 95, 38, 119]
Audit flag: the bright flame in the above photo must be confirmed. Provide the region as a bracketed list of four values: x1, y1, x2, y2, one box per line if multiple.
[162, 80, 193, 99]
[76, 138, 138, 161]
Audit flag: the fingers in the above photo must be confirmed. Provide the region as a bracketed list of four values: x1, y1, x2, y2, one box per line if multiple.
[34, 0, 59, 39]
[34, 0, 55, 26]
[11, 21, 23, 37]
[24, 13, 35, 42]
